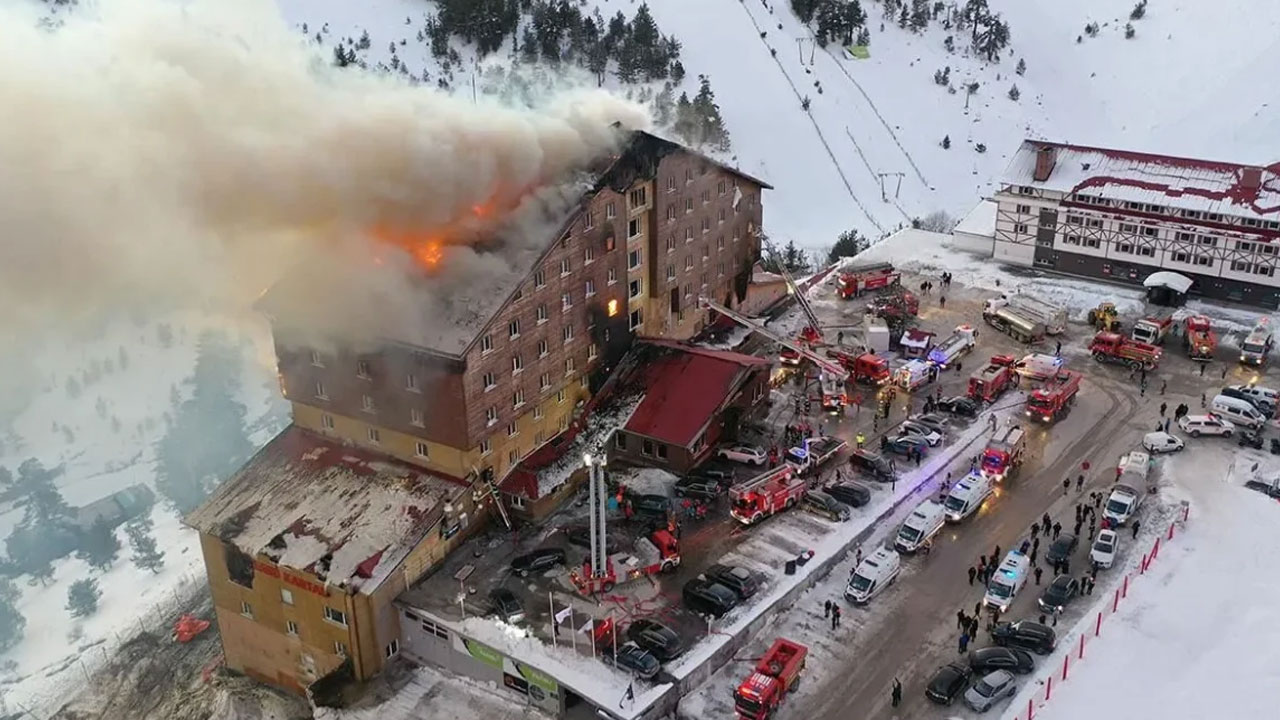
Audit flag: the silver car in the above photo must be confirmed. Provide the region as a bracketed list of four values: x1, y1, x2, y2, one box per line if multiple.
[963, 669, 1017, 712]
[898, 421, 942, 447]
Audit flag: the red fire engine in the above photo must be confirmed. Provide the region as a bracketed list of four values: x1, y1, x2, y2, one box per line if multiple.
[1183, 315, 1217, 361]
[827, 350, 891, 385]
[837, 262, 901, 299]
[569, 529, 681, 595]
[729, 466, 806, 525]
[1089, 331, 1162, 370]
[967, 355, 1019, 403]
[980, 426, 1026, 481]
[1025, 370, 1081, 423]
[733, 638, 809, 720]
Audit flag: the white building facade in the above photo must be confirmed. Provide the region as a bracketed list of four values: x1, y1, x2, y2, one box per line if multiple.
[991, 140, 1280, 308]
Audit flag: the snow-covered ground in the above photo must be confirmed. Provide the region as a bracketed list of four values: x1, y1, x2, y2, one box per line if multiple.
[999, 444, 1280, 720]
[0, 311, 288, 711]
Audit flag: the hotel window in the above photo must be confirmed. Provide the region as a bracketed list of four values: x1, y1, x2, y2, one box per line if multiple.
[666, 264, 676, 280]
[1086, 219, 1103, 228]
[562, 292, 573, 310]
[630, 308, 644, 330]
[538, 339, 549, 358]
[1142, 227, 1159, 237]
[584, 211, 595, 229]
[483, 372, 496, 390]
[1083, 237, 1100, 249]
[685, 228, 694, 243]
[685, 256, 694, 270]
[1066, 215, 1082, 225]
[485, 407, 498, 425]
[628, 218, 641, 238]
[356, 359, 371, 378]
[718, 180, 727, 195]
[1238, 241, 1254, 253]
[1137, 246, 1155, 258]
[563, 324, 575, 344]
[666, 235, 676, 252]
[718, 261, 726, 276]
[630, 279, 643, 298]
[1195, 256, 1214, 267]
[559, 415, 570, 431]
[241, 601, 253, 619]
[701, 189, 711, 204]
[314, 380, 328, 400]
[512, 354, 524, 373]
[608, 267, 618, 285]
[335, 642, 348, 657]
[286, 620, 299, 636]
[701, 218, 710, 233]
[628, 249, 641, 270]
[1014, 223, 1028, 234]
[537, 304, 548, 324]
[539, 372, 551, 391]
[1016, 204, 1031, 214]
[585, 279, 596, 297]
[1116, 243, 1134, 254]
[361, 395, 376, 413]
[508, 449, 519, 466]
[584, 246, 595, 264]
[685, 198, 693, 213]
[685, 167, 693, 183]
[366, 427, 380, 444]
[534, 270, 546, 289]
[588, 344, 599, 360]
[1064, 235, 1081, 246]
[507, 421, 518, 437]
[309, 350, 324, 367]
[534, 405, 544, 420]
[1176, 231, 1194, 242]
[481, 334, 494, 354]
[1176, 252, 1193, 264]
[666, 205, 677, 223]
[1255, 265, 1274, 277]
[560, 258, 571, 276]
[385, 640, 400, 659]
[1232, 260, 1249, 272]
[480, 439, 491, 455]
[666, 175, 676, 192]
[1018, 186, 1034, 196]
[606, 202, 616, 219]
[406, 373, 419, 392]
[1198, 236, 1218, 247]
[557, 389, 566, 403]
[565, 357, 576, 375]
[629, 187, 647, 207]
[513, 389, 525, 408]
[1119, 223, 1137, 234]
[508, 319, 520, 339]
[702, 244, 710, 259]
[410, 408, 425, 427]
[321, 413, 334, 429]
[717, 236, 725, 251]
[415, 441, 429, 458]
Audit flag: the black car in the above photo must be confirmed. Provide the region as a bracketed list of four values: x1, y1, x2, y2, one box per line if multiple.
[882, 435, 926, 456]
[489, 588, 525, 623]
[564, 526, 620, 553]
[682, 578, 739, 617]
[1221, 386, 1275, 415]
[849, 450, 896, 482]
[1045, 534, 1079, 565]
[627, 619, 685, 662]
[510, 547, 567, 577]
[702, 564, 759, 600]
[937, 396, 980, 417]
[991, 621, 1057, 655]
[630, 494, 671, 517]
[968, 647, 1035, 675]
[925, 662, 973, 705]
[1038, 575, 1080, 613]
[674, 475, 726, 500]
[823, 482, 872, 507]
[603, 642, 660, 679]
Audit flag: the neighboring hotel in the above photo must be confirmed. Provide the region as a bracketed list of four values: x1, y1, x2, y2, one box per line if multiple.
[978, 140, 1280, 308]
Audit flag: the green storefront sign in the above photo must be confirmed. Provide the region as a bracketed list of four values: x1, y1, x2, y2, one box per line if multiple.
[462, 638, 504, 669]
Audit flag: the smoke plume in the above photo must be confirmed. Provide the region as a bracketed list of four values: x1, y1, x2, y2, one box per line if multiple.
[0, 0, 649, 346]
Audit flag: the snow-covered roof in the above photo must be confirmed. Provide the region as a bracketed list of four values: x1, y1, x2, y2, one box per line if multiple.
[1001, 140, 1280, 223]
[185, 425, 467, 594]
[1144, 271, 1194, 294]
[954, 200, 997, 237]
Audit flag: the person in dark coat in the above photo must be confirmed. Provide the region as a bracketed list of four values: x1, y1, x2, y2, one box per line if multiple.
[968, 566, 977, 585]
[824, 600, 832, 619]
[1043, 513, 1052, 534]
[892, 678, 903, 707]
[1063, 478, 1071, 495]
[1034, 566, 1043, 585]
[1052, 521, 1062, 539]
[957, 610, 967, 629]
[1132, 520, 1141, 539]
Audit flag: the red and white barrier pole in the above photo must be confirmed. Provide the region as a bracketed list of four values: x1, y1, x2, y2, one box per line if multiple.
[1113, 588, 1120, 612]
[1182, 503, 1190, 522]
[1079, 633, 1086, 659]
[1140, 553, 1149, 574]
[1151, 536, 1161, 560]
[1095, 612, 1102, 637]
[1045, 675, 1053, 701]
[1062, 653, 1069, 681]
[1168, 521, 1175, 540]
[1122, 574, 1129, 599]
[1028, 697, 1035, 719]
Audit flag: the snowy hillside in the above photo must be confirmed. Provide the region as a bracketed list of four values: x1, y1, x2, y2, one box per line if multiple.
[272, 0, 1280, 254]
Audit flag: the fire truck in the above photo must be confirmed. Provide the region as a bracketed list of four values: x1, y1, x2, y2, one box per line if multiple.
[982, 296, 1057, 341]
[968, 355, 1019, 403]
[826, 350, 891, 385]
[786, 436, 848, 474]
[729, 466, 806, 525]
[837, 262, 901, 299]
[569, 529, 680, 595]
[733, 638, 808, 720]
[1183, 315, 1217, 361]
[927, 325, 978, 368]
[869, 287, 919, 316]
[1090, 331, 1162, 370]
[980, 426, 1026, 481]
[1130, 311, 1176, 346]
[1025, 370, 1081, 422]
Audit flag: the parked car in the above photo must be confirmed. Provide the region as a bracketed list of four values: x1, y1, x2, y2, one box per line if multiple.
[564, 527, 620, 553]
[823, 482, 872, 507]
[630, 494, 671, 517]
[967, 647, 1034, 675]
[702, 564, 759, 600]
[693, 467, 736, 485]
[1178, 414, 1235, 437]
[991, 621, 1057, 655]
[882, 435, 927, 456]
[626, 619, 685, 662]
[1090, 529, 1119, 569]
[1037, 575, 1080, 613]
[937, 396, 980, 417]
[849, 449, 896, 482]
[1045, 533, 1078, 566]
[510, 547, 567, 577]
[925, 662, 974, 705]
[682, 578, 739, 617]
[907, 413, 950, 433]
[964, 670, 1018, 712]
[673, 476, 726, 500]
[489, 588, 525, 623]
[603, 642, 660, 679]
[716, 445, 768, 466]
[802, 490, 851, 521]
[1221, 385, 1276, 415]
[1142, 431, 1185, 454]
[898, 420, 943, 446]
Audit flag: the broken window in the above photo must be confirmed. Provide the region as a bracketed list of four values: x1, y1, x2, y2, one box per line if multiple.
[225, 545, 256, 588]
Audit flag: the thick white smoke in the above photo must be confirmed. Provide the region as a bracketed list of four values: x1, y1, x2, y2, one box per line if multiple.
[0, 0, 649, 345]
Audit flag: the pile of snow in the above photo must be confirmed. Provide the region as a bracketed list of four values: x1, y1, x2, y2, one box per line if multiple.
[611, 467, 678, 496]
[535, 395, 644, 498]
[1000, 445, 1280, 720]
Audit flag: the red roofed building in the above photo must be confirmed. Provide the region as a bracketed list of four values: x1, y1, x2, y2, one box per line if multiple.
[992, 139, 1280, 308]
[610, 340, 770, 472]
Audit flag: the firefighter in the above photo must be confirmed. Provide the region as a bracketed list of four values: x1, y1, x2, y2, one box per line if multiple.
[856, 432, 866, 448]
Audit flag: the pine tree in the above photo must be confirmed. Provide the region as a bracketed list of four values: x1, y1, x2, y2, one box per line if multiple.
[126, 516, 165, 574]
[692, 76, 731, 152]
[791, 0, 820, 24]
[76, 517, 122, 571]
[942, 134, 951, 149]
[0, 578, 24, 653]
[1007, 84, 1020, 101]
[670, 59, 686, 83]
[909, 0, 930, 32]
[66, 578, 101, 618]
[520, 27, 539, 63]
[1130, 1, 1147, 21]
[974, 14, 1010, 62]
[1016, 58, 1026, 75]
[1124, 22, 1135, 39]
[963, 0, 989, 43]
[828, 230, 869, 263]
[856, 27, 870, 46]
[652, 85, 676, 126]
[673, 92, 697, 145]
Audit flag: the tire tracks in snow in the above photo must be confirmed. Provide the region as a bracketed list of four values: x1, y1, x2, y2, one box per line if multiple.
[733, 0, 885, 234]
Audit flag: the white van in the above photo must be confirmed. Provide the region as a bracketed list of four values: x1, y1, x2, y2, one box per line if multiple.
[943, 473, 993, 523]
[1103, 484, 1144, 527]
[982, 551, 1031, 612]
[1117, 450, 1152, 490]
[1210, 394, 1266, 429]
[894, 501, 947, 553]
[896, 359, 933, 391]
[845, 547, 902, 604]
